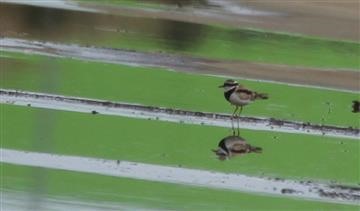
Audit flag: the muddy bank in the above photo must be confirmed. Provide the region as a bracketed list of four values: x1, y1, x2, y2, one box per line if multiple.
[80, 0, 360, 41]
[2, 38, 359, 91]
[2, 148, 360, 205]
[1, 89, 358, 139]
[1, 0, 100, 13]
[2, 191, 148, 211]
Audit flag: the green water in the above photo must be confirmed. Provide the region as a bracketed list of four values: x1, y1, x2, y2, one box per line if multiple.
[2, 105, 359, 184]
[1, 51, 359, 127]
[2, 164, 357, 210]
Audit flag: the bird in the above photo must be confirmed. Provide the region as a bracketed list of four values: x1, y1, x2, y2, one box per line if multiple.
[212, 135, 262, 160]
[219, 79, 268, 135]
[352, 100, 360, 113]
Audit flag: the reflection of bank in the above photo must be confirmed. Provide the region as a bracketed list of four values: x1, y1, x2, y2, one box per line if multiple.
[212, 135, 262, 160]
[0, 3, 206, 51]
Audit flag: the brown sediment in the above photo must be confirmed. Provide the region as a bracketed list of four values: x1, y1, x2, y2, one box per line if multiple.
[2, 38, 359, 91]
[80, 0, 360, 41]
[1, 0, 359, 41]
[205, 61, 360, 92]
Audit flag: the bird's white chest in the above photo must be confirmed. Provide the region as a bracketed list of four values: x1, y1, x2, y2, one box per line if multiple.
[229, 93, 251, 106]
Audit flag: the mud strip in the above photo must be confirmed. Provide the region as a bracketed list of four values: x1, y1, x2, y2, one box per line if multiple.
[2, 190, 156, 211]
[3, 0, 359, 41]
[79, 0, 360, 41]
[1, 148, 359, 205]
[1, 89, 358, 140]
[1, 38, 358, 92]
[1, 0, 101, 13]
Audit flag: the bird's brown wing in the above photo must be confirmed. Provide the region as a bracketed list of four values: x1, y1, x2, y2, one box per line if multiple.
[235, 88, 256, 100]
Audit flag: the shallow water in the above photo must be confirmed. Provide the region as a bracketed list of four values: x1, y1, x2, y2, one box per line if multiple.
[1, 1, 359, 210]
[0, 3, 207, 51]
[2, 3, 358, 70]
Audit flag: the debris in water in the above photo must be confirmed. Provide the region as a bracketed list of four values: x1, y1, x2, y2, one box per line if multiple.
[318, 189, 360, 200]
[329, 184, 360, 192]
[281, 188, 298, 194]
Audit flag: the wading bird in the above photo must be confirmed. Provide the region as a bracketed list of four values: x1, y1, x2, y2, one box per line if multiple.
[212, 135, 262, 160]
[219, 79, 268, 135]
[352, 100, 360, 113]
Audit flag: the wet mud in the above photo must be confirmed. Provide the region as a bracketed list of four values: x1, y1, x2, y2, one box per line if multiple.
[2, 148, 360, 204]
[2, 38, 359, 91]
[1, 89, 359, 139]
[80, 0, 360, 41]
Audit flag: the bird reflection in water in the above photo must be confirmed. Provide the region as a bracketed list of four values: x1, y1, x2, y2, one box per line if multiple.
[212, 135, 262, 160]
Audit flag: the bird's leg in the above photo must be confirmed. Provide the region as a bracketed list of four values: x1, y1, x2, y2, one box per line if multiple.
[238, 106, 243, 116]
[231, 106, 239, 135]
[236, 116, 240, 136]
[236, 106, 243, 136]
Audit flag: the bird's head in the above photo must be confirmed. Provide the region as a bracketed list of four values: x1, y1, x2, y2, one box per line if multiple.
[212, 148, 229, 161]
[218, 79, 239, 92]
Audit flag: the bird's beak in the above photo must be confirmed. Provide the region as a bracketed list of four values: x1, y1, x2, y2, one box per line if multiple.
[218, 85, 224, 88]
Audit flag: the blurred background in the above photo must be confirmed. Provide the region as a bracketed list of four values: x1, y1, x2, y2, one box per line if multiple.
[1, 0, 359, 210]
